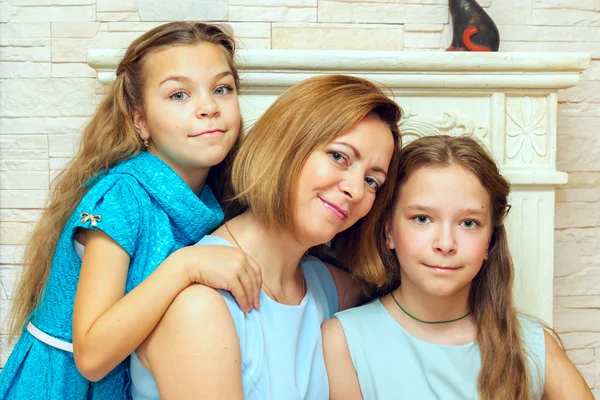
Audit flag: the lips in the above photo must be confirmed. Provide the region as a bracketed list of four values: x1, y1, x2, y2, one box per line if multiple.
[189, 129, 225, 138]
[425, 264, 460, 272]
[319, 197, 348, 220]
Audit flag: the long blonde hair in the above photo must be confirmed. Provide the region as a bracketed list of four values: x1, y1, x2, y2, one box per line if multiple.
[380, 135, 530, 399]
[230, 75, 402, 282]
[8, 22, 241, 341]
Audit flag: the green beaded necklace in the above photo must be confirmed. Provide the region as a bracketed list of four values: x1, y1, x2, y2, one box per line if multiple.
[391, 291, 470, 325]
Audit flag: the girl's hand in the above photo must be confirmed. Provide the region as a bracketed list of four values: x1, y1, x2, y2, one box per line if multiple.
[174, 245, 263, 313]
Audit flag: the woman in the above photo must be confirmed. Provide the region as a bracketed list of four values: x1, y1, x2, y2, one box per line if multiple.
[129, 74, 403, 399]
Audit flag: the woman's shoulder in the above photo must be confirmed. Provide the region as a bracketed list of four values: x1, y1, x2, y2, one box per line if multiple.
[195, 234, 232, 247]
[301, 255, 334, 286]
[301, 256, 340, 318]
[168, 284, 235, 326]
[156, 284, 243, 356]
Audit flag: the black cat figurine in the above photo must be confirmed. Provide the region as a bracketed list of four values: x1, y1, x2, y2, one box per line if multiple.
[447, 0, 500, 52]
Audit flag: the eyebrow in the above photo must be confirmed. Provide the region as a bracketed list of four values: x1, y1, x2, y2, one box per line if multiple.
[406, 204, 488, 216]
[336, 141, 388, 175]
[158, 70, 233, 87]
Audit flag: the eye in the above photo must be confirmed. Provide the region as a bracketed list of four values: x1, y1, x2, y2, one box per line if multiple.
[214, 85, 234, 96]
[365, 176, 380, 190]
[461, 219, 480, 229]
[413, 215, 431, 224]
[328, 151, 347, 165]
[170, 91, 189, 101]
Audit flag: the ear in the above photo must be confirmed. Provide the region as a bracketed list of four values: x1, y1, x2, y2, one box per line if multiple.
[132, 106, 149, 141]
[384, 220, 395, 250]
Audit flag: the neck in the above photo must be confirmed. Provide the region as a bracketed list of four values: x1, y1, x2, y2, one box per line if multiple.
[147, 148, 209, 195]
[180, 168, 209, 196]
[220, 211, 308, 286]
[394, 273, 471, 324]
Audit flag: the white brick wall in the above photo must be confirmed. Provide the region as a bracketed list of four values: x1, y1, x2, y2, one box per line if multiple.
[0, 0, 598, 394]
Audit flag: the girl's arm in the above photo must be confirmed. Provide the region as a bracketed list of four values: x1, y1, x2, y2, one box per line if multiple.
[321, 317, 363, 400]
[72, 229, 261, 382]
[138, 284, 244, 399]
[324, 263, 367, 311]
[542, 330, 594, 399]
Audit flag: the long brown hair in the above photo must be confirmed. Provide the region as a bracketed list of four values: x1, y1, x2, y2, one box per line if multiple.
[381, 135, 530, 399]
[8, 22, 242, 341]
[231, 74, 402, 281]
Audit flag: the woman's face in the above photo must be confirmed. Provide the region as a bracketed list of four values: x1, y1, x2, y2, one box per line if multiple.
[294, 113, 395, 246]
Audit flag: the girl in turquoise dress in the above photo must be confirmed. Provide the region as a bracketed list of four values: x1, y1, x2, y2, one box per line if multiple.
[323, 135, 593, 399]
[0, 22, 263, 400]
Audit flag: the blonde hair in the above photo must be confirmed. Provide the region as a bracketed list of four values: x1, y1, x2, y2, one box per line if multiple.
[231, 74, 402, 283]
[8, 22, 242, 341]
[382, 135, 531, 399]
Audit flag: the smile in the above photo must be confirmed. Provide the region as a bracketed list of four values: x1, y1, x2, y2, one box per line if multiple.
[425, 264, 460, 272]
[189, 129, 225, 138]
[319, 197, 348, 220]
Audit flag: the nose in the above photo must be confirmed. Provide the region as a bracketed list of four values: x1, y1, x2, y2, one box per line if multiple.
[433, 224, 457, 254]
[339, 172, 365, 202]
[195, 93, 220, 119]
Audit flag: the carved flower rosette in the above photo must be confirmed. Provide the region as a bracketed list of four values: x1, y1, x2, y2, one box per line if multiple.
[505, 96, 548, 164]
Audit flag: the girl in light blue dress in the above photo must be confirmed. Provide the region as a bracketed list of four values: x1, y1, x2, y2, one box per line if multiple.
[322, 135, 593, 400]
[128, 74, 404, 399]
[0, 22, 264, 400]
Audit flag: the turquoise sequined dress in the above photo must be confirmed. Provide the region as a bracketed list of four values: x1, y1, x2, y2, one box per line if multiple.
[0, 152, 224, 400]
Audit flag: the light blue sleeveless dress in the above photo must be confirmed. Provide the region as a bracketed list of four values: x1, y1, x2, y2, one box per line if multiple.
[334, 299, 546, 400]
[130, 235, 339, 400]
[0, 152, 224, 400]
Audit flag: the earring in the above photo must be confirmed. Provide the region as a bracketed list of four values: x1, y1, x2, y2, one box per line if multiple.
[484, 253, 488, 261]
[143, 139, 149, 148]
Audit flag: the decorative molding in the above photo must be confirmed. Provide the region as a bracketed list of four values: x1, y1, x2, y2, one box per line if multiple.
[506, 96, 548, 164]
[400, 109, 488, 144]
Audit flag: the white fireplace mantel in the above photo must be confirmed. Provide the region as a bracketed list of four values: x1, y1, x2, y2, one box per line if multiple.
[87, 49, 591, 324]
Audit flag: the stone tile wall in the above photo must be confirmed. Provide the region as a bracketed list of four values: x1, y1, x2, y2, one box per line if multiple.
[0, 0, 598, 394]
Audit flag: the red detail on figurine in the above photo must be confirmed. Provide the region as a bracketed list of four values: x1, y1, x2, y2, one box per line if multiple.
[446, 0, 500, 52]
[462, 26, 491, 52]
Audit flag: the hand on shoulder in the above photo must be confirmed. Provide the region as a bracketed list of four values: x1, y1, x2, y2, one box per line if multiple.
[172, 245, 262, 313]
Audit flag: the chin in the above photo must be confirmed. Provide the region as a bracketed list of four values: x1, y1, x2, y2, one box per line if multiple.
[313, 233, 337, 247]
[301, 228, 337, 247]
[437, 287, 468, 298]
[192, 154, 229, 169]
[417, 283, 458, 298]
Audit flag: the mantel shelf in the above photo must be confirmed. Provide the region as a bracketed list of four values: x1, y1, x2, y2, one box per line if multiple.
[88, 49, 590, 89]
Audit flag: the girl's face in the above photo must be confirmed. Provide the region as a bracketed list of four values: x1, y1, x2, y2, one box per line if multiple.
[386, 164, 493, 299]
[134, 42, 240, 187]
[295, 113, 395, 246]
